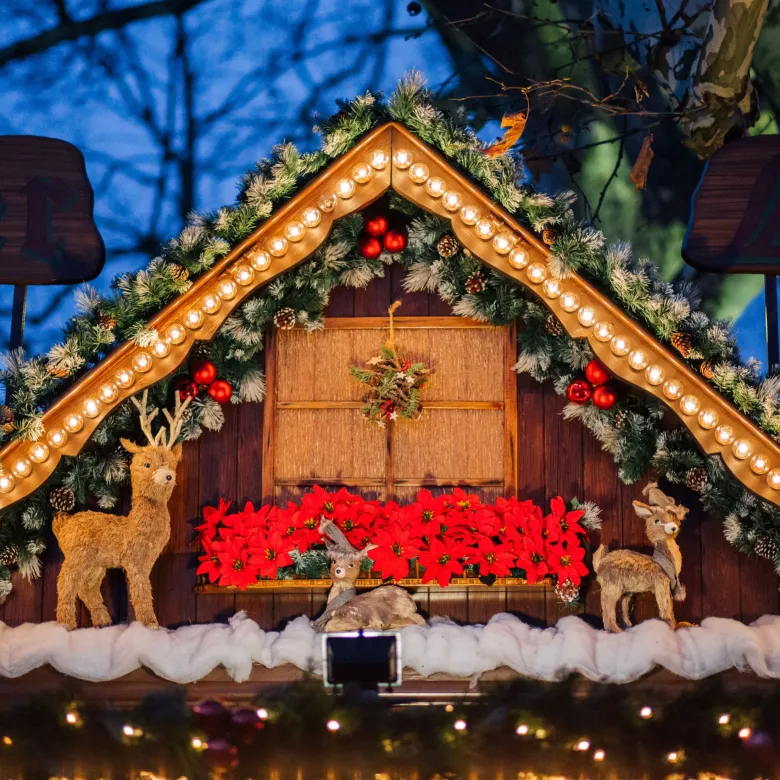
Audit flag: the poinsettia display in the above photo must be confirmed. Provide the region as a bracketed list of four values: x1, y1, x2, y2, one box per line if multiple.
[196, 486, 598, 595]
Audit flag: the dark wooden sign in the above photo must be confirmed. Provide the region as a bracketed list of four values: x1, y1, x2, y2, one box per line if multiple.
[683, 135, 780, 274]
[0, 136, 104, 285]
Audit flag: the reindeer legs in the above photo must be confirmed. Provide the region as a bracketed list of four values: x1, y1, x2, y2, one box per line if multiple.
[619, 594, 633, 628]
[126, 566, 158, 628]
[56, 560, 80, 630]
[78, 567, 111, 628]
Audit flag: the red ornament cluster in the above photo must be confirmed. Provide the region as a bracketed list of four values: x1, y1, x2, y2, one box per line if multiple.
[357, 206, 408, 259]
[177, 359, 233, 405]
[196, 486, 590, 589]
[566, 360, 617, 411]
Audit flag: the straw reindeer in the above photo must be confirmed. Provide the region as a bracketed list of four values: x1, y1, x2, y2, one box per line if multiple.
[593, 482, 690, 633]
[311, 518, 426, 632]
[54, 390, 191, 630]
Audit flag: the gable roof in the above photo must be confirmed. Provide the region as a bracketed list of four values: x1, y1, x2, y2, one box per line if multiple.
[1, 121, 778, 510]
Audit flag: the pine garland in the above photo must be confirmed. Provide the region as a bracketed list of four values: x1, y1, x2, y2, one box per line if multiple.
[1, 71, 779, 598]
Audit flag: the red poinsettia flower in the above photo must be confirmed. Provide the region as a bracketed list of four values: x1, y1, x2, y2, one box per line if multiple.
[368, 524, 421, 581]
[196, 536, 224, 583]
[418, 537, 467, 587]
[243, 501, 275, 534]
[398, 490, 447, 539]
[195, 498, 232, 538]
[549, 496, 587, 538]
[548, 540, 589, 586]
[469, 536, 516, 578]
[515, 534, 550, 584]
[268, 504, 311, 553]
[217, 539, 260, 589]
[248, 531, 294, 579]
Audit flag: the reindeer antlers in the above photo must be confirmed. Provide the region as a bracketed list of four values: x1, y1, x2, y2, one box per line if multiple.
[130, 389, 192, 449]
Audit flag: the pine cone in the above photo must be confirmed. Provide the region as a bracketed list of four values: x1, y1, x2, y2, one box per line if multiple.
[542, 228, 558, 246]
[685, 466, 708, 493]
[168, 263, 190, 281]
[545, 314, 563, 337]
[755, 536, 778, 561]
[671, 332, 693, 358]
[190, 341, 211, 362]
[555, 579, 580, 604]
[465, 271, 486, 294]
[614, 409, 628, 430]
[273, 307, 297, 330]
[0, 547, 17, 567]
[50, 486, 76, 512]
[0, 405, 14, 435]
[700, 360, 715, 380]
[437, 233, 460, 259]
[96, 311, 116, 330]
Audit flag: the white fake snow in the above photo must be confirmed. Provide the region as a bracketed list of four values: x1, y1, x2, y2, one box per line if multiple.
[1, 611, 780, 684]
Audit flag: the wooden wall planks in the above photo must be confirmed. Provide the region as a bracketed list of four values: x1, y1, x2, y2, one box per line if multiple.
[2, 277, 776, 633]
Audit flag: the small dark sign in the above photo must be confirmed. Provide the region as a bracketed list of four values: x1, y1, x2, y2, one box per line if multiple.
[0, 136, 104, 285]
[683, 135, 780, 274]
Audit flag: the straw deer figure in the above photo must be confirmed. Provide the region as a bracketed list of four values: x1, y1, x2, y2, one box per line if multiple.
[54, 390, 191, 630]
[311, 518, 426, 633]
[593, 482, 690, 633]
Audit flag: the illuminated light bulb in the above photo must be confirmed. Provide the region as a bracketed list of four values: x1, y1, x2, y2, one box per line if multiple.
[0, 473, 14, 494]
[453, 720, 467, 732]
[543, 279, 562, 299]
[698, 409, 718, 429]
[444, 704, 454, 713]
[560, 292, 579, 312]
[268, 236, 288, 257]
[13, 458, 30, 478]
[645, 365, 665, 386]
[408, 163, 430, 184]
[662, 379, 683, 400]
[218, 279, 237, 300]
[392, 149, 412, 169]
[526, 263, 547, 284]
[574, 739, 590, 751]
[285, 221, 305, 242]
[718, 714, 730, 725]
[715, 425, 735, 446]
[425, 176, 446, 197]
[302, 207, 322, 228]
[2, 736, 12, 746]
[578, 307, 596, 327]
[29, 442, 49, 463]
[610, 335, 630, 355]
[493, 233, 514, 255]
[202, 294, 221, 314]
[47, 428, 67, 448]
[639, 706, 653, 719]
[460, 205, 479, 225]
[166, 323, 186, 343]
[65, 712, 78, 725]
[535, 729, 547, 740]
[132, 352, 152, 372]
[594, 321, 614, 342]
[750, 454, 769, 474]
[508, 246, 529, 269]
[326, 719, 341, 732]
[152, 340, 170, 358]
[256, 708, 270, 720]
[593, 749, 605, 762]
[680, 394, 700, 416]
[515, 724, 529, 736]
[628, 350, 648, 371]
[248, 249, 272, 272]
[336, 178, 356, 199]
[767, 469, 780, 490]
[738, 728, 752, 740]
[99, 383, 118, 403]
[83, 398, 101, 418]
[233, 265, 254, 286]
[475, 219, 495, 240]
[191, 737, 205, 749]
[732, 439, 752, 460]
[318, 193, 337, 212]
[116, 369, 134, 390]
[666, 752, 679, 764]
[351, 163, 372, 184]
[370, 149, 389, 169]
[185, 309, 204, 329]
[442, 191, 462, 212]
[64, 414, 83, 433]
[123, 725, 135, 737]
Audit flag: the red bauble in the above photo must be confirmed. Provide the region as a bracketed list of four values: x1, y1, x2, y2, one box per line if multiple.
[592, 383, 617, 410]
[383, 228, 408, 254]
[585, 359, 610, 387]
[192, 359, 217, 386]
[358, 232, 383, 260]
[208, 379, 233, 404]
[364, 214, 389, 237]
[175, 379, 199, 401]
[566, 379, 592, 405]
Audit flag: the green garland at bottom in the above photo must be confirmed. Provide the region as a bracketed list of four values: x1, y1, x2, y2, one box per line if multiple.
[0, 678, 778, 779]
